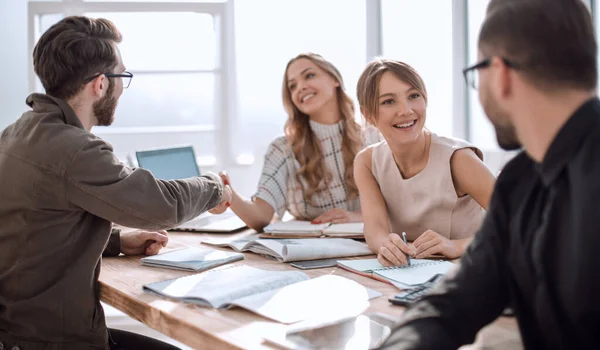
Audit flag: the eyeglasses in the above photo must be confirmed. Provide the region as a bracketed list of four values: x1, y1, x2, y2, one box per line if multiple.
[462, 58, 519, 90]
[83, 71, 134, 89]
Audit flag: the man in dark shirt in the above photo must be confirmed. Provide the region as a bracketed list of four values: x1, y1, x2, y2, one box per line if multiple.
[0, 16, 231, 350]
[382, 0, 600, 349]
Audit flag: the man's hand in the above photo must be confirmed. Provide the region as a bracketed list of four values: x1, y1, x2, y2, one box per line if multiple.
[311, 208, 362, 224]
[209, 171, 233, 215]
[120, 229, 168, 256]
[413, 229, 466, 259]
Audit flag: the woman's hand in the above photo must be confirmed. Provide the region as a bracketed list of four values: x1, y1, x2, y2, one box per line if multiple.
[209, 171, 233, 215]
[311, 208, 362, 224]
[413, 229, 467, 259]
[377, 233, 415, 267]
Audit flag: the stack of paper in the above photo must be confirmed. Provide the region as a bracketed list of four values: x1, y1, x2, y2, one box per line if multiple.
[143, 265, 381, 323]
[141, 246, 244, 272]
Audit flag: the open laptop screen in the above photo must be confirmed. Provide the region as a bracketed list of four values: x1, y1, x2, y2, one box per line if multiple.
[135, 146, 200, 180]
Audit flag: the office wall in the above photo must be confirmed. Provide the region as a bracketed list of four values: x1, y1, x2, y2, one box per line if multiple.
[0, 0, 29, 130]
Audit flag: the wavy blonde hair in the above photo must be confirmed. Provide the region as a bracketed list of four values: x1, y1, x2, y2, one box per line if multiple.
[282, 53, 362, 205]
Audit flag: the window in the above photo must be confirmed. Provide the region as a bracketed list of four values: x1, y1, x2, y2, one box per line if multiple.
[381, 0, 454, 137]
[467, 0, 496, 151]
[28, 0, 525, 182]
[28, 1, 228, 164]
[232, 0, 367, 162]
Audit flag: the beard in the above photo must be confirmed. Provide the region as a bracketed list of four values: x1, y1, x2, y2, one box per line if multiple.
[480, 87, 521, 151]
[93, 81, 117, 126]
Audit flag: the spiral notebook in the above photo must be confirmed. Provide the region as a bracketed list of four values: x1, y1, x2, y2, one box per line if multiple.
[338, 258, 455, 289]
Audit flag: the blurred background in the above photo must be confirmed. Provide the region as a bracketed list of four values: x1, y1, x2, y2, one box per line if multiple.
[1, 0, 597, 346]
[2, 0, 571, 196]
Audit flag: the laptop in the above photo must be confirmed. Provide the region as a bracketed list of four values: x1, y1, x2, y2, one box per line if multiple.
[135, 146, 247, 233]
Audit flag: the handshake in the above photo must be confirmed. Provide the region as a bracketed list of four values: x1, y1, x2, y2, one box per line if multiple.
[206, 171, 234, 214]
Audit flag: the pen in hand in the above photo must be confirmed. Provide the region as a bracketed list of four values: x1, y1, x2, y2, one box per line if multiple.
[401, 232, 411, 266]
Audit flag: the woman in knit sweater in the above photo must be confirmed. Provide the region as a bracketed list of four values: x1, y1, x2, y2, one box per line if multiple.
[211, 53, 368, 231]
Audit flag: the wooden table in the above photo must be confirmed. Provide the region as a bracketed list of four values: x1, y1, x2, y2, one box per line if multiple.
[99, 230, 522, 350]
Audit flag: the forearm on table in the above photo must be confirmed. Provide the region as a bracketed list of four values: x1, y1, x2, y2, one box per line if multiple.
[364, 223, 391, 253]
[229, 191, 273, 231]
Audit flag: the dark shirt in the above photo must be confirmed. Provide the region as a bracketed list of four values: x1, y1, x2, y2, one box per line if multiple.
[382, 97, 600, 349]
[0, 94, 223, 349]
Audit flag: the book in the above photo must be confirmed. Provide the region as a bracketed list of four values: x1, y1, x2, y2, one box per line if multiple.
[202, 234, 372, 262]
[140, 247, 244, 272]
[262, 221, 364, 239]
[143, 265, 382, 323]
[338, 258, 455, 289]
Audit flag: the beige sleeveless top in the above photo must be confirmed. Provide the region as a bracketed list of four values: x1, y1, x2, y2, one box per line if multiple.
[371, 133, 485, 241]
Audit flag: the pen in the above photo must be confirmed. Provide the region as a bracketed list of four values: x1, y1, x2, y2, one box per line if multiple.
[401, 232, 411, 266]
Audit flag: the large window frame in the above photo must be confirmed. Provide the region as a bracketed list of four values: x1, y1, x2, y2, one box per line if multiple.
[32, 0, 579, 170]
[28, 0, 234, 167]
[366, 0, 471, 141]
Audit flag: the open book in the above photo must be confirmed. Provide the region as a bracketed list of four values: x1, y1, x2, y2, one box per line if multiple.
[143, 265, 381, 323]
[338, 259, 455, 289]
[140, 247, 243, 272]
[202, 234, 372, 262]
[262, 221, 364, 239]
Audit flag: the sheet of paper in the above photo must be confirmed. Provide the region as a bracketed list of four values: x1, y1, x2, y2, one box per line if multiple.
[338, 259, 386, 273]
[143, 265, 309, 308]
[228, 274, 381, 324]
[375, 260, 455, 286]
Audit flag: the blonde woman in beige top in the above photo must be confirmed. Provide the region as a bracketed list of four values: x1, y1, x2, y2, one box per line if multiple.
[354, 59, 496, 266]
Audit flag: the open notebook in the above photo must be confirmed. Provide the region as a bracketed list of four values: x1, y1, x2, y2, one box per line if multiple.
[202, 234, 372, 262]
[262, 221, 364, 239]
[140, 247, 244, 272]
[143, 265, 381, 323]
[338, 259, 455, 289]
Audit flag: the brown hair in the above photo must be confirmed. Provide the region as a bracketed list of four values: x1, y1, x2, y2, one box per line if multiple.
[356, 58, 427, 120]
[282, 53, 362, 204]
[479, 0, 597, 91]
[33, 16, 123, 100]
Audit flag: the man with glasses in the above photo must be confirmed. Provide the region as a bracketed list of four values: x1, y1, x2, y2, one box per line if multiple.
[0, 16, 231, 350]
[382, 0, 600, 349]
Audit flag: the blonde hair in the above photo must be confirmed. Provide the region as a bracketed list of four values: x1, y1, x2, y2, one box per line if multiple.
[282, 53, 362, 204]
[357, 58, 428, 121]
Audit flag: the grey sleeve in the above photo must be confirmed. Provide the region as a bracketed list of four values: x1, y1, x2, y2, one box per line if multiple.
[65, 139, 223, 231]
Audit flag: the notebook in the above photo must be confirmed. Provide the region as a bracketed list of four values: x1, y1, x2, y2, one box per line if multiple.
[143, 265, 381, 323]
[135, 146, 246, 233]
[338, 258, 455, 289]
[140, 247, 244, 272]
[262, 221, 364, 239]
[202, 234, 372, 262]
